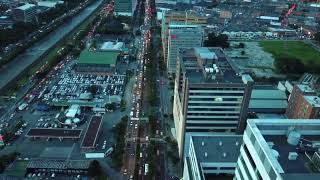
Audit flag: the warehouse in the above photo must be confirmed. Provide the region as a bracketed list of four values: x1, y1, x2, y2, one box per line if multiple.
[76, 50, 120, 73]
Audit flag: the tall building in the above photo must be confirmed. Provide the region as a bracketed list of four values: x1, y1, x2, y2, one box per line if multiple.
[12, 3, 38, 23]
[173, 47, 253, 157]
[167, 25, 203, 73]
[114, 0, 132, 16]
[286, 84, 320, 119]
[183, 133, 242, 180]
[234, 119, 320, 180]
[161, 10, 207, 66]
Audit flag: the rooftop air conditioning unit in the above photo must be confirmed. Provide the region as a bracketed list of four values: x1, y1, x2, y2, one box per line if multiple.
[288, 152, 298, 160]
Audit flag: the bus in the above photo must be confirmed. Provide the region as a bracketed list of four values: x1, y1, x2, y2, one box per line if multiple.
[144, 164, 148, 175]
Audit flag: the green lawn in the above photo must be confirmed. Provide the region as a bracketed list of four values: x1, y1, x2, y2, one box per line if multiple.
[260, 41, 320, 65]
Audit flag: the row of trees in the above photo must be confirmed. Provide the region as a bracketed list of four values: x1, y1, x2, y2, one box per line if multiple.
[275, 57, 320, 74]
[111, 115, 128, 168]
[147, 140, 158, 179]
[315, 32, 320, 44]
[145, 37, 158, 106]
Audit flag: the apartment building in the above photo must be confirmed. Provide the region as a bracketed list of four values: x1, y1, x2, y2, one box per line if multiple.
[234, 119, 320, 180]
[286, 84, 320, 119]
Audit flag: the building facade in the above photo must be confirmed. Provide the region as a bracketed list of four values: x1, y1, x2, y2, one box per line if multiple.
[173, 47, 253, 157]
[234, 119, 320, 180]
[286, 84, 320, 119]
[167, 25, 203, 73]
[161, 10, 207, 66]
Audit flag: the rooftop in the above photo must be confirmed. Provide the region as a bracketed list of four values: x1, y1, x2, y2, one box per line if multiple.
[249, 88, 288, 112]
[179, 47, 248, 84]
[297, 84, 315, 94]
[304, 95, 320, 108]
[247, 119, 320, 179]
[16, 3, 35, 10]
[81, 116, 102, 148]
[78, 50, 119, 65]
[26, 128, 82, 138]
[191, 134, 242, 163]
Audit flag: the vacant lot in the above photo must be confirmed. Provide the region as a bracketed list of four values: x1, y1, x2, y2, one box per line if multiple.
[260, 41, 320, 64]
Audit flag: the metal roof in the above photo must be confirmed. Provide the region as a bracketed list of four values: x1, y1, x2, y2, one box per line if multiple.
[78, 50, 119, 65]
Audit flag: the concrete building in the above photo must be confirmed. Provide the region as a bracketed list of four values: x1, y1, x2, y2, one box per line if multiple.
[234, 119, 320, 180]
[167, 24, 203, 73]
[114, 0, 133, 16]
[12, 3, 38, 23]
[183, 133, 242, 180]
[161, 10, 207, 65]
[286, 84, 320, 119]
[173, 47, 253, 157]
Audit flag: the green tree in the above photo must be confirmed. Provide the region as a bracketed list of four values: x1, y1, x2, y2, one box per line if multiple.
[314, 32, 320, 43]
[88, 85, 99, 95]
[88, 160, 102, 177]
[204, 33, 230, 48]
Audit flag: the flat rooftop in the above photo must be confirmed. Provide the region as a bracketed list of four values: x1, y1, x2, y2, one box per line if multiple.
[26, 128, 82, 138]
[191, 135, 242, 163]
[78, 50, 119, 65]
[304, 95, 320, 108]
[179, 47, 245, 84]
[248, 119, 320, 179]
[81, 116, 102, 148]
[27, 159, 90, 170]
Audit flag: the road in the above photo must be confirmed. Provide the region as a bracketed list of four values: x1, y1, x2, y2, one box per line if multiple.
[0, 0, 104, 92]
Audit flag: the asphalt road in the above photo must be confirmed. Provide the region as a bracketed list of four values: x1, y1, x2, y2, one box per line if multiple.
[0, 0, 103, 92]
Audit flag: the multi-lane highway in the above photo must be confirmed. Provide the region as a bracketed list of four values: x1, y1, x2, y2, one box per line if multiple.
[0, 0, 104, 92]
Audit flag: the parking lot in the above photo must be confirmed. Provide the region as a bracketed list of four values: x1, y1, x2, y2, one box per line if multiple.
[42, 73, 126, 102]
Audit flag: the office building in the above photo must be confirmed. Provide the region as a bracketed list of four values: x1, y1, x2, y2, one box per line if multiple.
[114, 0, 133, 16]
[173, 47, 253, 157]
[161, 10, 207, 65]
[234, 119, 320, 180]
[167, 25, 203, 73]
[286, 84, 320, 119]
[183, 133, 242, 180]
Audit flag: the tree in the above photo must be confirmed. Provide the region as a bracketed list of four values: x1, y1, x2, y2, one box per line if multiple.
[239, 42, 245, 48]
[314, 32, 320, 43]
[241, 51, 245, 55]
[88, 85, 99, 95]
[105, 103, 114, 112]
[88, 160, 101, 177]
[204, 33, 230, 48]
[275, 57, 306, 74]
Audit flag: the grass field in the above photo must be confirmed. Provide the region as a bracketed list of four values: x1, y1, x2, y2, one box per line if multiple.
[260, 41, 320, 65]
